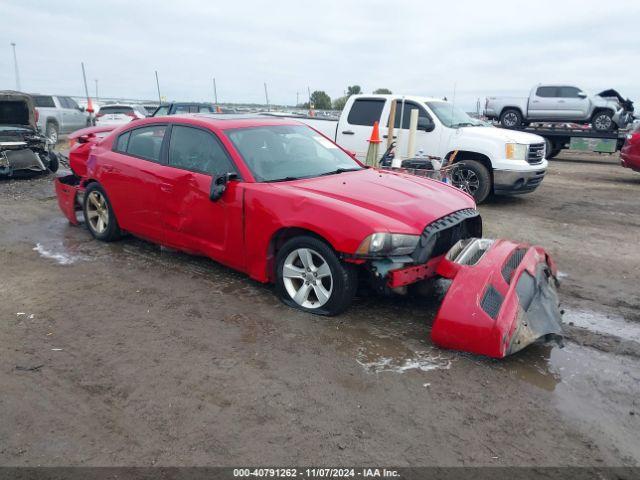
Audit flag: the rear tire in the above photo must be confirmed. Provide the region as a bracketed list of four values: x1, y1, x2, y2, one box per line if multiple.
[83, 182, 122, 242]
[47, 152, 59, 172]
[275, 235, 356, 316]
[591, 111, 615, 132]
[499, 109, 523, 128]
[45, 121, 59, 144]
[451, 160, 492, 204]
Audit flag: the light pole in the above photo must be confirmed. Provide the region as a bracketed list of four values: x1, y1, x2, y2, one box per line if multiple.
[10, 42, 21, 91]
[95, 79, 99, 102]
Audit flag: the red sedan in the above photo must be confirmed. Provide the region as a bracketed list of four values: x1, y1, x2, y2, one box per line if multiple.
[55, 115, 563, 358]
[621, 124, 640, 172]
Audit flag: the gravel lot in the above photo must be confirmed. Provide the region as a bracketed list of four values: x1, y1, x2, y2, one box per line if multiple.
[1, 150, 639, 467]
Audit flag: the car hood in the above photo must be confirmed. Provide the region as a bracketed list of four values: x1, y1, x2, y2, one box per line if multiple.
[460, 125, 544, 144]
[271, 168, 476, 232]
[0, 90, 37, 130]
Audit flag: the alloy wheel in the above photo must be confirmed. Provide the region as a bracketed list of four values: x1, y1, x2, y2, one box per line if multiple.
[594, 114, 612, 131]
[86, 191, 109, 234]
[282, 248, 333, 309]
[452, 167, 480, 195]
[503, 112, 518, 127]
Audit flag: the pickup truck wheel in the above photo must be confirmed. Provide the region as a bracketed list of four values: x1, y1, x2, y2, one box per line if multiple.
[499, 109, 523, 128]
[45, 122, 59, 144]
[276, 236, 356, 316]
[451, 160, 491, 203]
[592, 111, 614, 132]
[83, 183, 122, 242]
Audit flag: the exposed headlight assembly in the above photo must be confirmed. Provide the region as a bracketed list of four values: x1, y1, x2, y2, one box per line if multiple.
[355, 233, 420, 256]
[505, 143, 528, 161]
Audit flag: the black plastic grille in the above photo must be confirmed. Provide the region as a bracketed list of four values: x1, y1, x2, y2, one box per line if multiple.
[481, 285, 504, 320]
[501, 248, 528, 284]
[412, 209, 482, 264]
[528, 143, 545, 164]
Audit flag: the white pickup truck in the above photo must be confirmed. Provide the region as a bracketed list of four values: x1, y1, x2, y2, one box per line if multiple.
[293, 94, 547, 203]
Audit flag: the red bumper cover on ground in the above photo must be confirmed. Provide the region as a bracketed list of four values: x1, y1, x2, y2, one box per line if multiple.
[431, 238, 563, 358]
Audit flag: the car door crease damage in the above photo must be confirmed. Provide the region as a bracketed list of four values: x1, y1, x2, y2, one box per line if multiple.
[53, 115, 564, 359]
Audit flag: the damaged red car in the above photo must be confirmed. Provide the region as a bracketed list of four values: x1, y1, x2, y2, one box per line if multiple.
[55, 115, 563, 358]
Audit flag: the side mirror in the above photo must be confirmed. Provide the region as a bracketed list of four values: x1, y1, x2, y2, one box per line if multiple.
[78, 106, 85, 112]
[577, 92, 587, 99]
[417, 118, 435, 132]
[210, 172, 238, 201]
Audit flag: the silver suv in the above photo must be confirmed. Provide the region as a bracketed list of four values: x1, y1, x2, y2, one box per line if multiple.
[31, 94, 90, 143]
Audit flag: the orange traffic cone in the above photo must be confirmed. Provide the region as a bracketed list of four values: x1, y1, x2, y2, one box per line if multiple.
[365, 121, 382, 167]
[86, 97, 94, 114]
[216, 105, 222, 113]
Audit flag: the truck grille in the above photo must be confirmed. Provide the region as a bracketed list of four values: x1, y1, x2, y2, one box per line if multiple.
[411, 209, 483, 264]
[527, 143, 545, 164]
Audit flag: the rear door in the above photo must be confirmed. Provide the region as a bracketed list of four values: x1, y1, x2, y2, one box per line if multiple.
[384, 99, 439, 159]
[335, 97, 386, 160]
[528, 86, 559, 119]
[99, 124, 168, 240]
[557, 86, 589, 120]
[155, 124, 245, 269]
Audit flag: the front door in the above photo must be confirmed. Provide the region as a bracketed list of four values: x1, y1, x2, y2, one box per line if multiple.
[335, 97, 387, 161]
[155, 124, 245, 270]
[557, 86, 590, 120]
[385, 100, 442, 160]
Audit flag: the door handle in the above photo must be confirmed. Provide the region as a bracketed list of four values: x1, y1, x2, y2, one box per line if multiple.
[341, 130, 355, 135]
[382, 135, 397, 139]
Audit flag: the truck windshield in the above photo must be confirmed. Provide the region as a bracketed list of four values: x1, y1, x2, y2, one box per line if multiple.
[426, 101, 486, 128]
[226, 125, 363, 182]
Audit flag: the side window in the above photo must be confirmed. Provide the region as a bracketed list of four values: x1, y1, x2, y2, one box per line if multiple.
[67, 98, 80, 109]
[168, 125, 235, 176]
[125, 125, 167, 162]
[198, 105, 213, 113]
[154, 106, 169, 116]
[59, 97, 73, 108]
[114, 131, 131, 152]
[347, 99, 385, 126]
[558, 87, 582, 98]
[33, 96, 55, 108]
[390, 101, 432, 129]
[536, 86, 558, 98]
[174, 105, 190, 114]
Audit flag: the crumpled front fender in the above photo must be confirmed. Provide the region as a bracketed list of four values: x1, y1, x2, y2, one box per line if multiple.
[432, 238, 563, 358]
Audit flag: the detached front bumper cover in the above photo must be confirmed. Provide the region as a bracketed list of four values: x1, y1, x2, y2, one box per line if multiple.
[432, 238, 563, 358]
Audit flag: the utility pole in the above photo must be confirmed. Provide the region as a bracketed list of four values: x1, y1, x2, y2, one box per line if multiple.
[213, 77, 218, 105]
[264, 82, 270, 112]
[155, 71, 162, 103]
[307, 86, 311, 106]
[10, 42, 21, 91]
[81, 62, 94, 125]
[95, 79, 99, 102]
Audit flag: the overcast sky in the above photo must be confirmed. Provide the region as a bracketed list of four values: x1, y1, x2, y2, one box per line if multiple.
[1, 0, 638, 110]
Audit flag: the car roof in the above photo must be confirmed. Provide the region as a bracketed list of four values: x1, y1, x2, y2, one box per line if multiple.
[140, 113, 302, 130]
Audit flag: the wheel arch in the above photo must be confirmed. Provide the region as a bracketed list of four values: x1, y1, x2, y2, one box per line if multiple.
[266, 226, 337, 282]
[446, 150, 494, 181]
[499, 106, 524, 118]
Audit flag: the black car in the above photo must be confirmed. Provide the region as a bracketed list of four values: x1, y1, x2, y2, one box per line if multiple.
[0, 91, 59, 177]
[151, 102, 217, 116]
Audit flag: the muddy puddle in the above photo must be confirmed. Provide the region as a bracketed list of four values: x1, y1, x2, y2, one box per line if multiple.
[563, 308, 640, 344]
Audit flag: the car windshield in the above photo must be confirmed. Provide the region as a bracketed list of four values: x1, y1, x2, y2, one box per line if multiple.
[426, 101, 486, 128]
[226, 124, 363, 182]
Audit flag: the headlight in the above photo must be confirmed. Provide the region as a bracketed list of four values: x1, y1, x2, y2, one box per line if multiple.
[355, 233, 420, 256]
[505, 143, 528, 161]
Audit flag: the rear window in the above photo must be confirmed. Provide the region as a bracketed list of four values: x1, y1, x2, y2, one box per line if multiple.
[32, 95, 55, 108]
[122, 125, 166, 162]
[536, 87, 558, 98]
[347, 99, 385, 126]
[99, 106, 134, 115]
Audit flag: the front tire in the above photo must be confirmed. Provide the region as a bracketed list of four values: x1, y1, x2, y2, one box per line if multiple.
[591, 111, 615, 132]
[83, 182, 121, 242]
[451, 160, 492, 204]
[47, 152, 59, 172]
[275, 236, 356, 316]
[499, 109, 523, 128]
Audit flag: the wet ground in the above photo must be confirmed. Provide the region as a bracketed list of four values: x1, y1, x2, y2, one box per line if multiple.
[1, 150, 639, 467]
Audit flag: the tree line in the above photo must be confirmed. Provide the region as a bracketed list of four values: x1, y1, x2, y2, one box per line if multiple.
[302, 85, 392, 110]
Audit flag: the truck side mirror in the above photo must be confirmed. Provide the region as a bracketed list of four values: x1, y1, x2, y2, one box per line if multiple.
[418, 118, 435, 132]
[210, 172, 238, 201]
